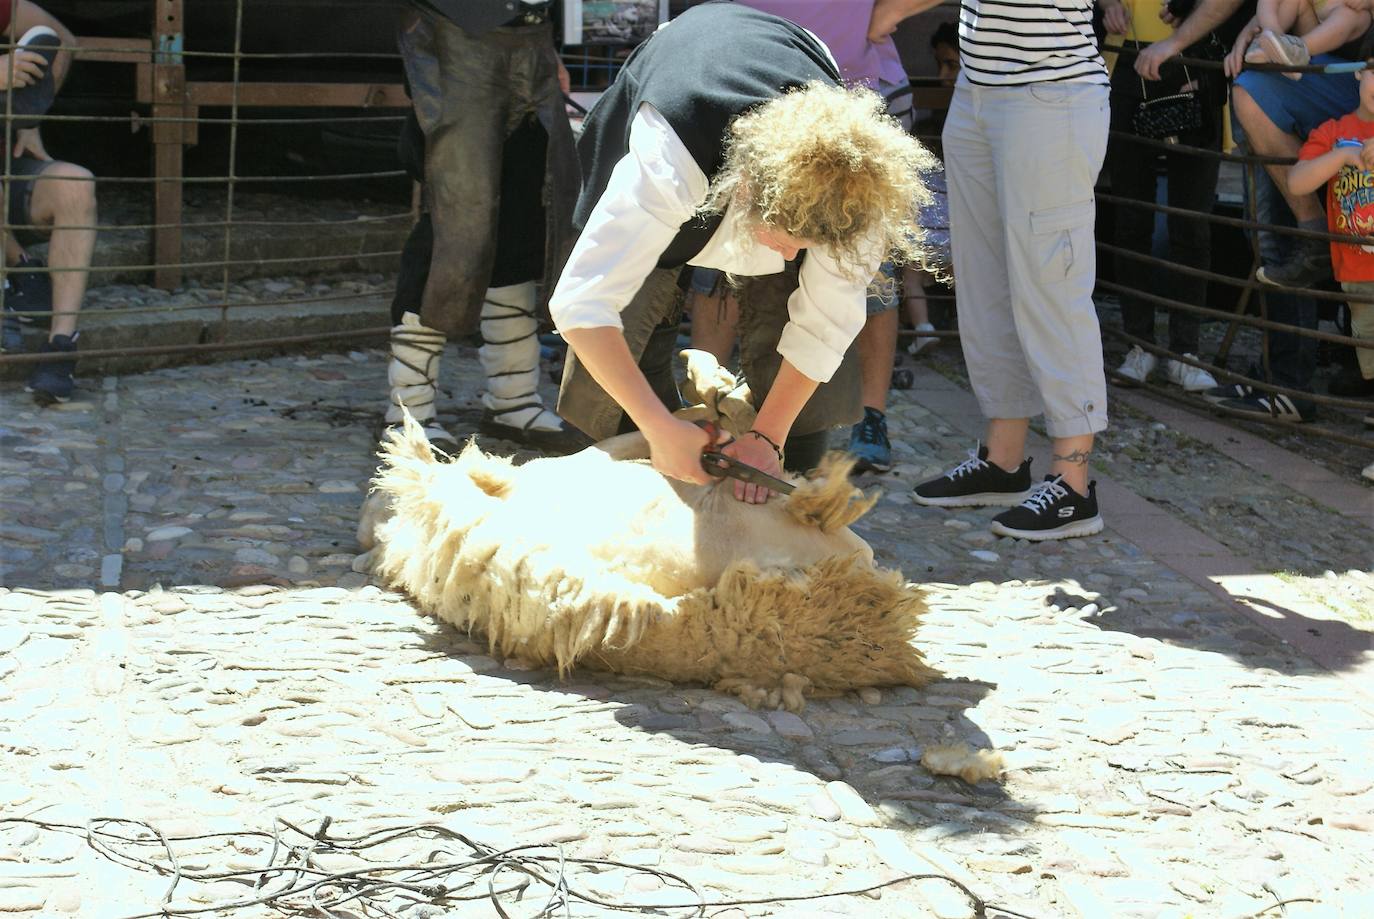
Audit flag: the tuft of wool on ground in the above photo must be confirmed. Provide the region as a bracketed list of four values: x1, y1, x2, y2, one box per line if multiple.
[360, 352, 939, 711]
[920, 744, 1004, 784]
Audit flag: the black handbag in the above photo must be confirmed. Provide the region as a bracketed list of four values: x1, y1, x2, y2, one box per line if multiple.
[1133, 85, 1204, 143]
[1130, 33, 1204, 144]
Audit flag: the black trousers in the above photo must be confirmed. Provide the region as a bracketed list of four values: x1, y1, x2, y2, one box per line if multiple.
[1107, 57, 1223, 355]
[610, 290, 830, 475]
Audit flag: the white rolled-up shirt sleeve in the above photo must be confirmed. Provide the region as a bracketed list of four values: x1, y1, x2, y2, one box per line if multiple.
[777, 238, 884, 383]
[548, 105, 707, 333]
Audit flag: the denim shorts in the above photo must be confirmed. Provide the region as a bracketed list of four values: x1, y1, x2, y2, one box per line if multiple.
[1235, 54, 1360, 138]
[5, 156, 52, 246]
[688, 266, 724, 296]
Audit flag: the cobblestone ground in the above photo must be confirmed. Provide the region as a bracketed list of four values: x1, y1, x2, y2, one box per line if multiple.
[2, 345, 1372, 918]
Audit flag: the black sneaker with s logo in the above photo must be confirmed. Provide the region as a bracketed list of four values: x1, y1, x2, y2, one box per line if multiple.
[990, 475, 1103, 541]
[912, 443, 1034, 507]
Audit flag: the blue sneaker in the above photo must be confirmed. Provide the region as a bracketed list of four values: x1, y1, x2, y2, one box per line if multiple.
[26, 332, 78, 405]
[847, 406, 892, 473]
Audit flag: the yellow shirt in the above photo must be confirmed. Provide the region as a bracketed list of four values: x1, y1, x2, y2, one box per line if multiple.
[1108, 0, 1174, 46]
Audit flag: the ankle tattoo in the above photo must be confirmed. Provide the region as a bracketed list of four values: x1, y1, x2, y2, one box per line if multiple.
[1052, 448, 1092, 466]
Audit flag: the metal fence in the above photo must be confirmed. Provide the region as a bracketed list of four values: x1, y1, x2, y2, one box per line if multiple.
[0, 0, 411, 363]
[0, 8, 1369, 451]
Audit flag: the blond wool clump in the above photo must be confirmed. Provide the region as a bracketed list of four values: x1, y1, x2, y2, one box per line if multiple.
[701, 81, 942, 281]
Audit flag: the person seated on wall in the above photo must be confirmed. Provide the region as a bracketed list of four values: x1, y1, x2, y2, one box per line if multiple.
[0, 1, 95, 406]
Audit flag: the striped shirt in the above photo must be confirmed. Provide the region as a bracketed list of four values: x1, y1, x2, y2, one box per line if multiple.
[959, 0, 1107, 86]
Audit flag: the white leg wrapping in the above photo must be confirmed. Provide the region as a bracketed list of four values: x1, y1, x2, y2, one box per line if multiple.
[385, 311, 455, 445]
[479, 283, 566, 434]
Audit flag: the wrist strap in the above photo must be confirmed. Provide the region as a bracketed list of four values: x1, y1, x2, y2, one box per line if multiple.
[746, 429, 784, 461]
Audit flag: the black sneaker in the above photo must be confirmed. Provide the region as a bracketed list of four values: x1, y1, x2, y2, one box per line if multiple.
[1218, 390, 1315, 423]
[0, 294, 21, 353]
[847, 406, 892, 473]
[1202, 382, 1253, 404]
[26, 332, 77, 404]
[9, 26, 60, 130]
[991, 475, 1104, 541]
[1255, 241, 1332, 290]
[1328, 368, 1374, 398]
[913, 444, 1034, 507]
[2, 255, 52, 349]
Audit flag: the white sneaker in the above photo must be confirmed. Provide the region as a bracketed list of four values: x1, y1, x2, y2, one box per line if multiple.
[1165, 355, 1218, 393]
[1258, 29, 1310, 80]
[1364, 460, 1373, 483]
[907, 322, 938, 356]
[1114, 345, 1157, 386]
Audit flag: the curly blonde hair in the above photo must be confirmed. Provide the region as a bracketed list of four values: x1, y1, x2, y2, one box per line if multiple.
[700, 81, 942, 281]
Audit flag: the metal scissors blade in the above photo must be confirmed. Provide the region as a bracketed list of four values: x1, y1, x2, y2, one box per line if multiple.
[700, 451, 796, 495]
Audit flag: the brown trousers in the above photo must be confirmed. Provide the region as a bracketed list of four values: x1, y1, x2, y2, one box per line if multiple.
[557, 265, 862, 442]
[398, 9, 579, 335]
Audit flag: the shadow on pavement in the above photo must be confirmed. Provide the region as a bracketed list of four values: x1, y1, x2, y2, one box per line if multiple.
[415, 618, 1041, 832]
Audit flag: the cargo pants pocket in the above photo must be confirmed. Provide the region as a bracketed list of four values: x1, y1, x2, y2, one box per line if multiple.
[1030, 199, 1095, 283]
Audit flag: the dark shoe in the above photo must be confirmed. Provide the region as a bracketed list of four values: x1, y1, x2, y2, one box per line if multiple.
[847, 406, 892, 473]
[479, 406, 590, 455]
[1, 297, 22, 353]
[2, 255, 51, 353]
[0, 314, 20, 352]
[1218, 390, 1316, 423]
[25, 332, 78, 405]
[1255, 245, 1332, 290]
[8, 26, 60, 129]
[1328, 368, 1374, 398]
[913, 444, 1034, 507]
[1201, 382, 1253, 405]
[991, 475, 1104, 541]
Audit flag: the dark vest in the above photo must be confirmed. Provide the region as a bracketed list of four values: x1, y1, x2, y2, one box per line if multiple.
[414, 0, 525, 35]
[573, 2, 841, 269]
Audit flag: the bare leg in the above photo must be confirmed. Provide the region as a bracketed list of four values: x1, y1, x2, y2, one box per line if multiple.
[986, 418, 1093, 495]
[1232, 87, 1324, 224]
[901, 265, 940, 356]
[984, 417, 1030, 476]
[1298, 7, 1370, 56]
[1048, 433, 1094, 495]
[1255, 0, 1307, 34]
[901, 265, 930, 328]
[28, 162, 96, 339]
[857, 307, 898, 412]
[687, 287, 739, 366]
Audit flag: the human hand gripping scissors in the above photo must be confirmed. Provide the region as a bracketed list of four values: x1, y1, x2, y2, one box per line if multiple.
[696, 422, 795, 495]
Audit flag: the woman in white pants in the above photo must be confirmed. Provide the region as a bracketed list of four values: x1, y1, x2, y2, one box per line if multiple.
[912, 0, 1112, 542]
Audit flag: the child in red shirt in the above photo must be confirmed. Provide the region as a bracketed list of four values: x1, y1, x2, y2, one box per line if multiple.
[1290, 67, 1374, 398]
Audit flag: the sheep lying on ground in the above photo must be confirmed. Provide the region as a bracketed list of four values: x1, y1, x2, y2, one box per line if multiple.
[359, 355, 938, 712]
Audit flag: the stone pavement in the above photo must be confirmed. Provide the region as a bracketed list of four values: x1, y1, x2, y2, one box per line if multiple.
[2, 344, 1372, 918]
